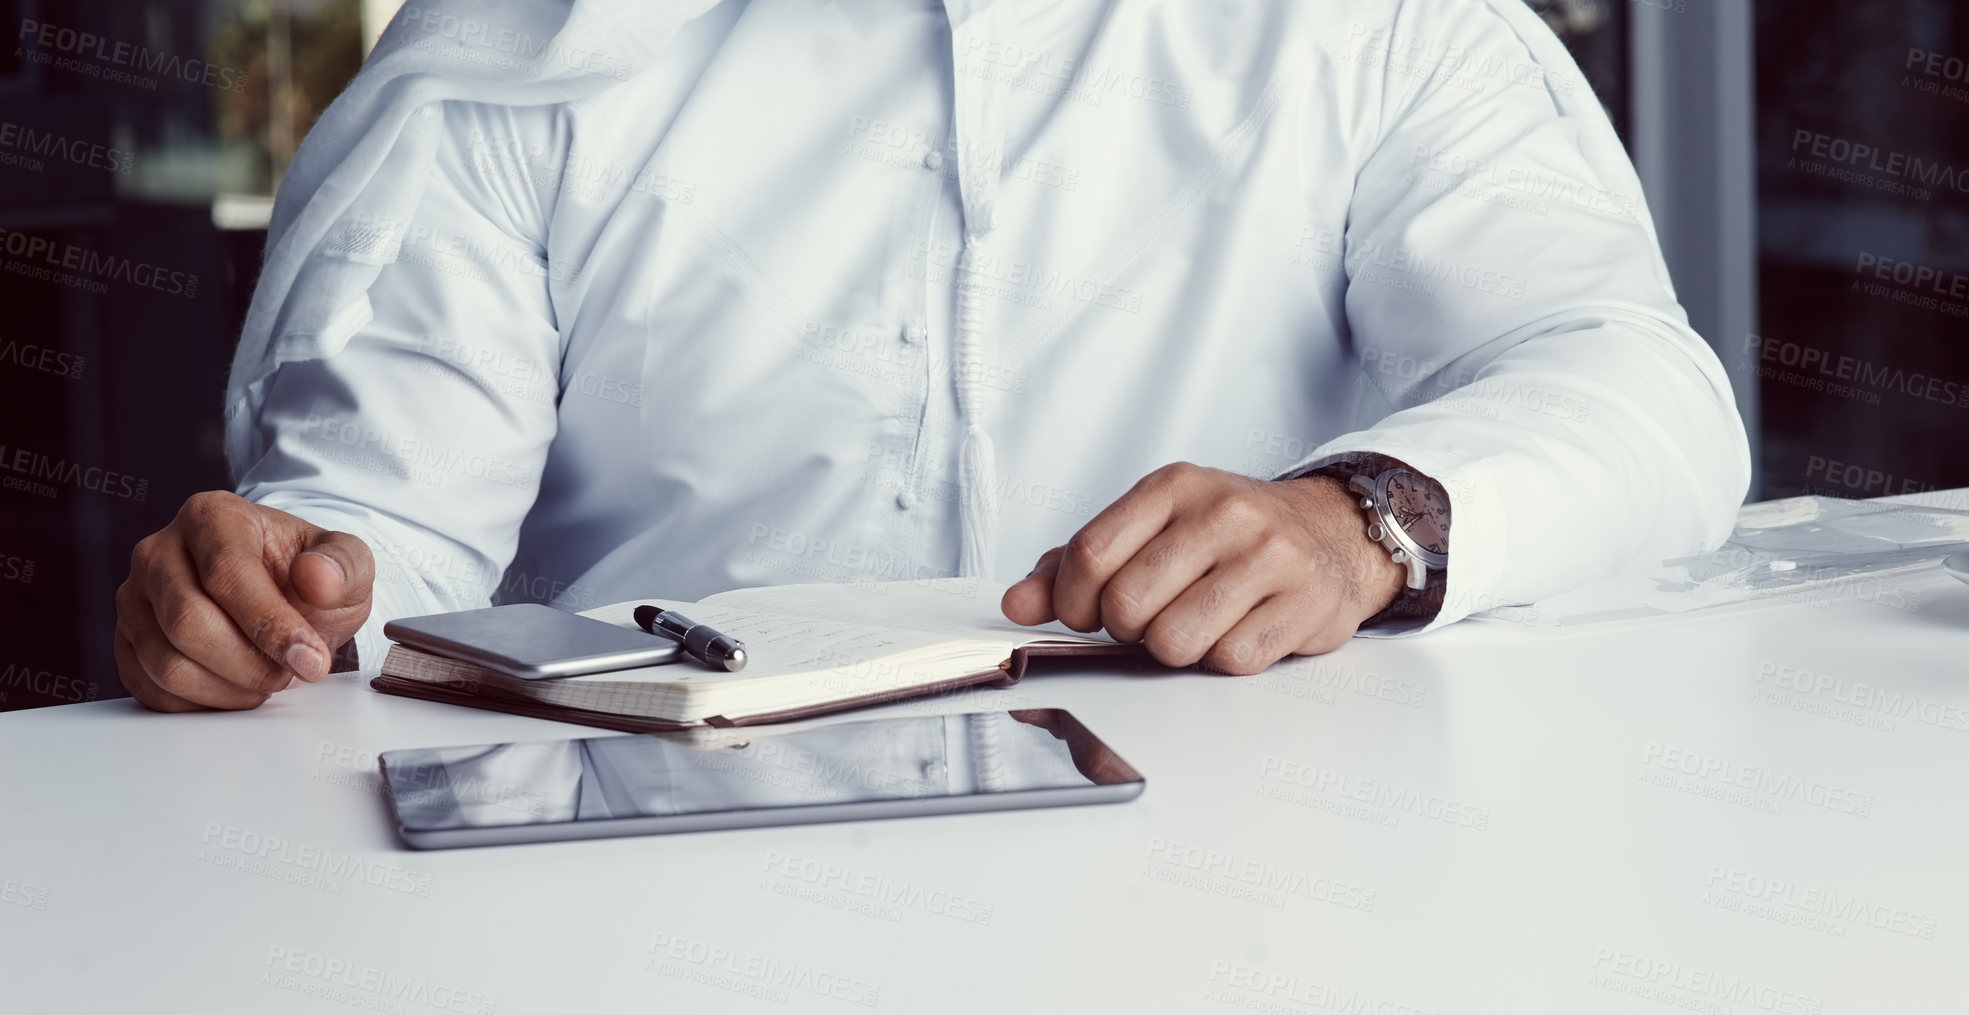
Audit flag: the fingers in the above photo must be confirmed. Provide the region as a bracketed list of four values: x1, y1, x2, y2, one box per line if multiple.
[116, 492, 376, 714]
[143, 555, 297, 693]
[291, 529, 374, 612]
[132, 532, 299, 697]
[115, 581, 275, 711]
[1205, 591, 1348, 676]
[114, 632, 202, 713]
[1140, 556, 1283, 668]
[116, 491, 375, 712]
[1040, 465, 1393, 674]
[1051, 463, 1197, 632]
[1001, 547, 1064, 626]
[290, 551, 347, 611]
[1093, 527, 1219, 644]
[174, 493, 332, 681]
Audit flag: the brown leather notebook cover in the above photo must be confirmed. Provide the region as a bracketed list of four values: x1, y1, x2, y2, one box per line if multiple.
[369, 640, 1146, 732]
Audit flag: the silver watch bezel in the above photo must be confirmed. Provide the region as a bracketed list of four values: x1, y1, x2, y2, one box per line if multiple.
[1348, 468, 1449, 588]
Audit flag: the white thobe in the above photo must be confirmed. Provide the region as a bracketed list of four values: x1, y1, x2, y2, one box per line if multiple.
[232, 0, 1750, 668]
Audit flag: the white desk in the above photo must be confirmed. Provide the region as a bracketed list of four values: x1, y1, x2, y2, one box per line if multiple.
[3, 566, 1965, 1014]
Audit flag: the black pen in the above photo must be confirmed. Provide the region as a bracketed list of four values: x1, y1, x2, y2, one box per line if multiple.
[633, 605, 748, 672]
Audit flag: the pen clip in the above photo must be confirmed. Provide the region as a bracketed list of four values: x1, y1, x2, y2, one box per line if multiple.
[632, 605, 681, 641]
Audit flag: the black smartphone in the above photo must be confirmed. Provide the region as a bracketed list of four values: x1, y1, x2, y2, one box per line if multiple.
[377, 709, 1144, 849]
[384, 603, 681, 679]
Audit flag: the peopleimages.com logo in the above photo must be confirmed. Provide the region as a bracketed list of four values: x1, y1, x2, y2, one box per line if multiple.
[0, 228, 199, 298]
[16, 19, 249, 93]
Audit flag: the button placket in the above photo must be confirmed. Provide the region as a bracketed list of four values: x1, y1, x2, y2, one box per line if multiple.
[892, 110, 955, 519]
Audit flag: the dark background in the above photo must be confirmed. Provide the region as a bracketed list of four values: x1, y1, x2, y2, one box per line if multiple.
[1, 0, 1963, 711]
[1753, 3, 1969, 500]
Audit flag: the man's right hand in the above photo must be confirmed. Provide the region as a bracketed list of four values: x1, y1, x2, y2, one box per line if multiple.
[114, 491, 374, 712]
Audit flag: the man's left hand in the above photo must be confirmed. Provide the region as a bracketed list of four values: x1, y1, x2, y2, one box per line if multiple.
[1001, 463, 1405, 675]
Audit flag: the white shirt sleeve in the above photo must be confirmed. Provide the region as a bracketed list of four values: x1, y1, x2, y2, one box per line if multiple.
[232, 101, 566, 668]
[1277, 0, 1751, 633]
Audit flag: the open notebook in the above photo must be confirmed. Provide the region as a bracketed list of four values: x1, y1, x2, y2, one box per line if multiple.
[370, 579, 1144, 730]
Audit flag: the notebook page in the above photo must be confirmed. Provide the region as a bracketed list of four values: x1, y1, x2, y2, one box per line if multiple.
[567, 601, 1010, 688]
[699, 578, 1112, 645]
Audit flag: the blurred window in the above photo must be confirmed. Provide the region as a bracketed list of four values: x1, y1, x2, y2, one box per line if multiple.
[1525, 0, 1630, 140]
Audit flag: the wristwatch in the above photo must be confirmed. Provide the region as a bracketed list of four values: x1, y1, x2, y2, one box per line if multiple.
[1347, 466, 1451, 591]
[1304, 454, 1450, 627]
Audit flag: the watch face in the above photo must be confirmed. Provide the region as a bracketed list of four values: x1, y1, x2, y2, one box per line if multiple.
[1385, 471, 1451, 556]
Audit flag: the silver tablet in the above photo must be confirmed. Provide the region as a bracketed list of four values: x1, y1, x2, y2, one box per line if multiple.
[378, 709, 1146, 848]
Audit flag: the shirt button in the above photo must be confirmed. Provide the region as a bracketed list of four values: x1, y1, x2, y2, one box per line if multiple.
[923, 150, 944, 172]
[896, 490, 916, 510]
[922, 761, 946, 780]
[901, 323, 926, 345]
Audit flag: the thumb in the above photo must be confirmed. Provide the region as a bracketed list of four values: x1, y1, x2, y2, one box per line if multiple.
[1001, 547, 1064, 626]
[289, 529, 374, 612]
